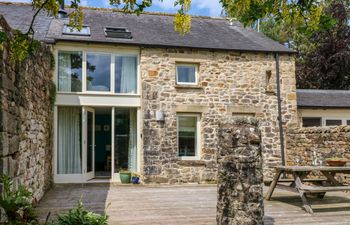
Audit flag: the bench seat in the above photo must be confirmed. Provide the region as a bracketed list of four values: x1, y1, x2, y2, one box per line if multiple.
[265, 178, 327, 185]
[300, 185, 350, 193]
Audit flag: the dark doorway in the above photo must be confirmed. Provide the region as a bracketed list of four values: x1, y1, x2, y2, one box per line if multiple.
[94, 107, 112, 178]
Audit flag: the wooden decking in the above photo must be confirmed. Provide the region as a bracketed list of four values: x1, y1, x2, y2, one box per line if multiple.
[35, 184, 350, 225]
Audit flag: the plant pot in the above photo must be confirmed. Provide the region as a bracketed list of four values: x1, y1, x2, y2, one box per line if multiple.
[119, 172, 131, 184]
[131, 177, 140, 184]
[326, 160, 347, 167]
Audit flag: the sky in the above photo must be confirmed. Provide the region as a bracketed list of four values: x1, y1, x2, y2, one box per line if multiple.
[2, 0, 224, 17]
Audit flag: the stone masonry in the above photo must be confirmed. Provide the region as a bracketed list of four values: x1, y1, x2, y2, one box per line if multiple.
[286, 126, 350, 166]
[140, 47, 298, 183]
[0, 16, 54, 202]
[217, 117, 264, 225]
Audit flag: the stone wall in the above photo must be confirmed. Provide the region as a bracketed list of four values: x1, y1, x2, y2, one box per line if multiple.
[0, 16, 54, 202]
[286, 126, 350, 166]
[140, 47, 298, 183]
[217, 118, 264, 225]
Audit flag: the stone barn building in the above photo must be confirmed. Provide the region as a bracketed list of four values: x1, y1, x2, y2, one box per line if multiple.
[0, 2, 297, 200]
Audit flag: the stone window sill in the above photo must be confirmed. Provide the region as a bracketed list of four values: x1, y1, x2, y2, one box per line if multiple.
[174, 85, 203, 90]
[177, 160, 206, 167]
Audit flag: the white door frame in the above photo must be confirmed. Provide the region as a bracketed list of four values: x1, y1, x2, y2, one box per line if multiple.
[54, 106, 141, 183]
[83, 107, 95, 180]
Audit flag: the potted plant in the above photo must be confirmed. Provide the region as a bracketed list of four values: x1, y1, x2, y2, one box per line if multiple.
[325, 157, 348, 167]
[131, 173, 141, 184]
[119, 169, 131, 184]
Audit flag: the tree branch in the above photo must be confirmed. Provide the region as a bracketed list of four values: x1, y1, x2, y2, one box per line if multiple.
[26, 0, 50, 36]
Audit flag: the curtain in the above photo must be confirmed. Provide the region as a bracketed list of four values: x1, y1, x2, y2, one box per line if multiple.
[177, 66, 195, 83]
[120, 56, 137, 93]
[58, 107, 82, 174]
[128, 109, 137, 172]
[58, 52, 72, 92]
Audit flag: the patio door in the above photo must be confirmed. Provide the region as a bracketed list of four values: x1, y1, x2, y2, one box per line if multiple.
[84, 107, 95, 180]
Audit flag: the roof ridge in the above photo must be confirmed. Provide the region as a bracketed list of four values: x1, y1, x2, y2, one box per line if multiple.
[0, 1, 227, 20]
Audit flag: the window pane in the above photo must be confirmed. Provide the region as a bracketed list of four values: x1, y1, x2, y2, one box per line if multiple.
[347, 120, 350, 125]
[302, 117, 321, 127]
[326, 120, 342, 126]
[58, 51, 82, 92]
[57, 107, 82, 174]
[178, 116, 197, 157]
[114, 108, 137, 173]
[177, 65, 196, 83]
[115, 56, 137, 93]
[63, 25, 90, 36]
[86, 53, 111, 91]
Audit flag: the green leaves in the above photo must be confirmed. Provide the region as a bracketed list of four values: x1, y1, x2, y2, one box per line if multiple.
[32, 0, 59, 17]
[0, 31, 7, 51]
[0, 175, 38, 224]
[296, 1, 350, 89]
[174, 13, 191, 35]
[50, 201, 108, 225]
[221, 0, 331, 36]
[69, 7, 83, 31]
[108, 0, 193, 35]
[9, 32, 31, 63]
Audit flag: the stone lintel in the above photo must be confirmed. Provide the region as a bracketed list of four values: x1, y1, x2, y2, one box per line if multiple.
[174, 105, 208, 113]
[171, 55, 209, 63]
[227, 106, 262, 115]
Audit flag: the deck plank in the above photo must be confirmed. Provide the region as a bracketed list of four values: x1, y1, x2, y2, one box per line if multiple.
[35, 184, 350, 225]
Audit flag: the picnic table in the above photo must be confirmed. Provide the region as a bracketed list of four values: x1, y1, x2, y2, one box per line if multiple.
[265, 166, 350, 214]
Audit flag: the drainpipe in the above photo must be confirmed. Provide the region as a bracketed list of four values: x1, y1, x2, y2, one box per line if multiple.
[275, 53, 286, 167]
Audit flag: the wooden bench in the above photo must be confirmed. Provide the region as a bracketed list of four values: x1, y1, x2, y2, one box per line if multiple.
[265, 178, 327, 185]
[266, 166, 350, 214]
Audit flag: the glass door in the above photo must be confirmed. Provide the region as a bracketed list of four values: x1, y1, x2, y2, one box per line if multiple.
[84, 107, 95, 180]
[114, 108, 137, 175]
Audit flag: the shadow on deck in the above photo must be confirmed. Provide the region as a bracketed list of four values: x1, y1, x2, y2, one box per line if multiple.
[35, 184, 350, 225]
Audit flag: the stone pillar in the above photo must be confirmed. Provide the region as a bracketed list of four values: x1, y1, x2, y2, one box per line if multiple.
[217, 118, 264, 225]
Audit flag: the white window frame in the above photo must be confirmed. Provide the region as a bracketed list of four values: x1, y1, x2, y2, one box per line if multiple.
[85, 52, 113, 94]
[63, 25, 91, 36]
[57, 50, 84, 93]
[55, 46, 140, 96]
[177, 114, 201, 160]
[175, 63, 199, 85]
[114, 53, 139, 94]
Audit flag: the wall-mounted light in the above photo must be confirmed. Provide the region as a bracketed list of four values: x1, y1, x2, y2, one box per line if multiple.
[155, 110, 165, 122]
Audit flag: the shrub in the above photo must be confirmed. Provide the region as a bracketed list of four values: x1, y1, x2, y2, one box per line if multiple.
[50, 201, 108, 225]
[0, 175, 38, 225]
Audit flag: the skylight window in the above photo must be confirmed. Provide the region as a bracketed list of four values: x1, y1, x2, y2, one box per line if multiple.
[63, 25, 91, 36]
[104, 27, 132, 39]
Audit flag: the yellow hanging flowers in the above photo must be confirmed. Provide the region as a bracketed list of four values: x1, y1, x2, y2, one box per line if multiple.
[174, 13, 192, 35]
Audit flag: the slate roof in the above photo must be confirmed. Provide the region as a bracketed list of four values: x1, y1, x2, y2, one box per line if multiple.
[0, 3, 53, 42]
[297, 89, 350, 108]
[0, 2, 294, 53]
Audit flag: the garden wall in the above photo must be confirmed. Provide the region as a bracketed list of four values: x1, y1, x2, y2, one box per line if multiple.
[0, 16, 54, 202]
[286, 126, 350, 166]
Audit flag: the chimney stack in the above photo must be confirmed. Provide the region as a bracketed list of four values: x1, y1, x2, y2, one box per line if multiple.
[58, 0, 67, 18]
